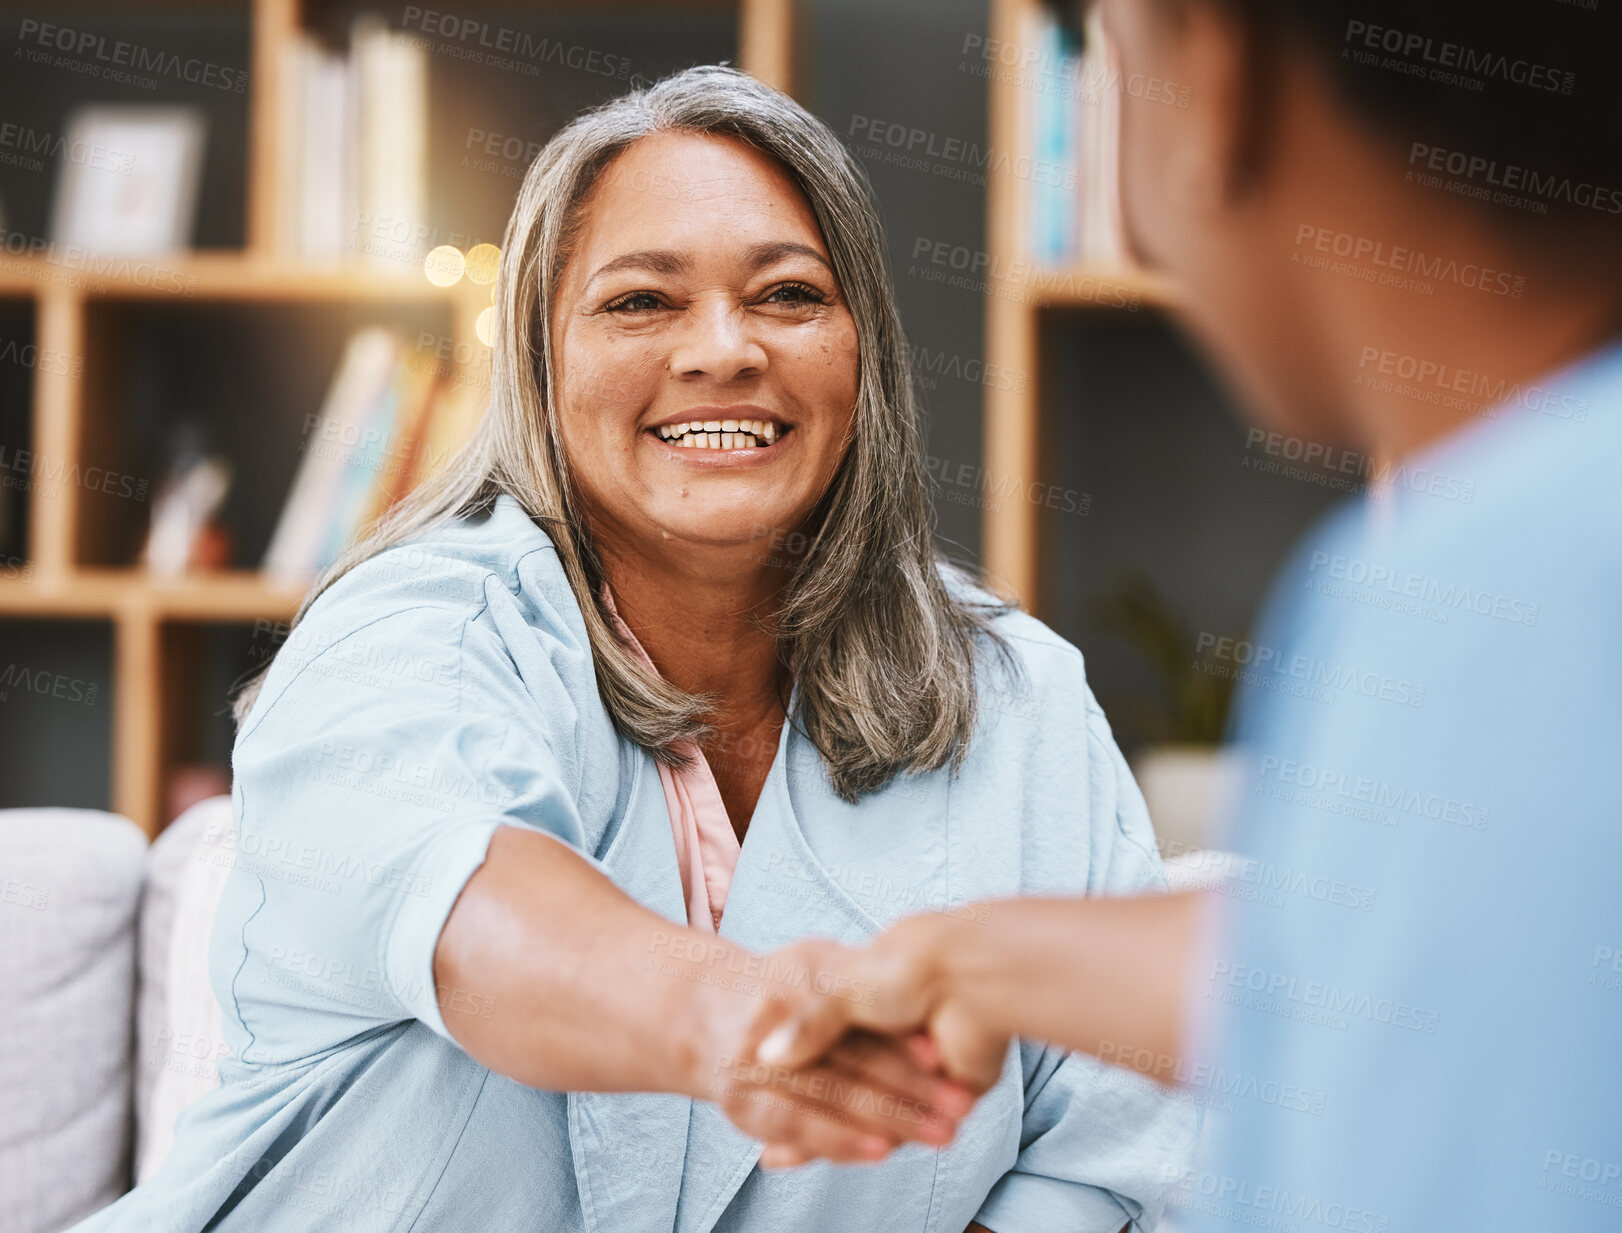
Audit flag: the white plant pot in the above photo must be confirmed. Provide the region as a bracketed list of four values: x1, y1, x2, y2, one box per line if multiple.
[1131, 744, 1247, 859]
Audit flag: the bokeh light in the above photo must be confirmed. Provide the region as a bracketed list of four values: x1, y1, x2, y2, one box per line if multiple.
[424, 245, 465, 287]
[465, 243, 501, 284]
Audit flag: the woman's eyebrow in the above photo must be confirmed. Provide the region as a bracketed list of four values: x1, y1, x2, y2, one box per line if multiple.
[585, 249, 691, 286]
[743, 241, 834, 274]
[585, 241, 833, 290]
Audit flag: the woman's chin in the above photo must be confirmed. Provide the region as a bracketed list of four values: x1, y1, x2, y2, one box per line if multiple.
[657, 513, 802, 551]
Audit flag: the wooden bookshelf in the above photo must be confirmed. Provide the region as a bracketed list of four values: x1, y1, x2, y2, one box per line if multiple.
[982, 0, 1179, 613]
[0, 0, 797, 837]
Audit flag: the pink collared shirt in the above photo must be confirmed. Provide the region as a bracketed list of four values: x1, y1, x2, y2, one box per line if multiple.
[600, 587, 741, 932]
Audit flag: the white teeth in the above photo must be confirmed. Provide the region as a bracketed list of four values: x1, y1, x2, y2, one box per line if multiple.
[658, 419, 782, 449]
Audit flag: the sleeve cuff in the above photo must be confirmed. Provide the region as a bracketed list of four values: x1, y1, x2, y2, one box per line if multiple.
[383, 822, 616, 1041]
[384, 819, 505, 1040]
[975, 1173, 1136, 1233]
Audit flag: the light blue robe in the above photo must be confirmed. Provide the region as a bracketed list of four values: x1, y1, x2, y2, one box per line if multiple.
[72, 493, 1194, 1233]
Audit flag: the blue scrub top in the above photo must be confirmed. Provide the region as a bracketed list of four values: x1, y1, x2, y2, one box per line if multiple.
[72, 493, 1195, 1232]
[1181, 339, 1622, 1231]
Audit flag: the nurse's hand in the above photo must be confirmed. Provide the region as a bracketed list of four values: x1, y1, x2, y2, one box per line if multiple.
[744, 915, 1010, 1169]
[696, 936, 979, 1164]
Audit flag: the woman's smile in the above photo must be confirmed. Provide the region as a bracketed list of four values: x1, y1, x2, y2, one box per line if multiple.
[645, 406, 793, 464]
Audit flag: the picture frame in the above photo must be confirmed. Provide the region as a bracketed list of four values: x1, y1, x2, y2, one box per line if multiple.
[49, 104, 207, 255]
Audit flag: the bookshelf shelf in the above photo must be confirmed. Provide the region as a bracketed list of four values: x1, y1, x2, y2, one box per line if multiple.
[0, 570, 305, 620]
[0, 0, 797, 836]
[982, 0, 1180, 610]
[0, 253, 493, 303]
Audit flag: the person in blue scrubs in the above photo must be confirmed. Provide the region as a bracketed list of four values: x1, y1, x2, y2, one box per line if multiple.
[70, 67, 1192, 1233]
[756, 1, 1622, 1228]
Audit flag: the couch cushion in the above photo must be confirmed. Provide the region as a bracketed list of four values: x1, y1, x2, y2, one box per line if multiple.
[0, 807, 146, 1233]
[135, 795, 234, 1183]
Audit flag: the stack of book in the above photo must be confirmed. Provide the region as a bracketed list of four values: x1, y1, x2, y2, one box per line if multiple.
[276, 15, 427, 266]
[261, 328, 486, 585]
[1023, 2, 1124, 269]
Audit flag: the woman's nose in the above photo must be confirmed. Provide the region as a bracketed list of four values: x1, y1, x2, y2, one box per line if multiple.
[668, 298, 768, 383]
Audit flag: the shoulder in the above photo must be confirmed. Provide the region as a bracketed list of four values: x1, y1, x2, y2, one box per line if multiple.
[316, 492, 571, 624]
[938, 563, 1103, 736]
[243, 494, 590, 733]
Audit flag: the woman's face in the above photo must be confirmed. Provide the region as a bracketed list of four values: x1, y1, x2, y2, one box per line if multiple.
[550, 130, 860, 564]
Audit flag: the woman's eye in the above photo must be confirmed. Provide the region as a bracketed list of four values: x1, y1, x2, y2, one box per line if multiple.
[606, 291, 665, 313]
[764, 281, 827, 305]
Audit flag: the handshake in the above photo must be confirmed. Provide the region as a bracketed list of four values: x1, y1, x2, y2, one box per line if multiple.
[681, 910, 1016, 1170]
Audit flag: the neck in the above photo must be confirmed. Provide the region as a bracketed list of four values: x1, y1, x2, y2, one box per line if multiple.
[593, 528, 788, 730]
[1317, 218, 1622, 464]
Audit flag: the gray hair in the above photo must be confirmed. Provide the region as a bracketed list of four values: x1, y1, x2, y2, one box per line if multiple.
[233, 64, 1008, 802]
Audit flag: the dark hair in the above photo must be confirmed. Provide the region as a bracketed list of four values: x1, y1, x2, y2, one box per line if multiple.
[1072, 0, 1622, 247]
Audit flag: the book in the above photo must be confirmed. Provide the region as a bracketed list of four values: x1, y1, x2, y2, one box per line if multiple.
[262, 327, 399, 585]
[275, 20, 424, 266]
[262, 329, 487, 585]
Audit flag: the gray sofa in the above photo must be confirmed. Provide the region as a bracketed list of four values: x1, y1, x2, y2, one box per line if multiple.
[1, 798, 235, 1233]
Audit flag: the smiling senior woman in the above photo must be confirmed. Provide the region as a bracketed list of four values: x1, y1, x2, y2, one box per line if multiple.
[72, 67, 1192, 1233]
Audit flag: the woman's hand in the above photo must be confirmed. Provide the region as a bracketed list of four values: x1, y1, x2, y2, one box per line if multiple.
[740, 919, 1012, 1168]
[688, 936, 980, 1164]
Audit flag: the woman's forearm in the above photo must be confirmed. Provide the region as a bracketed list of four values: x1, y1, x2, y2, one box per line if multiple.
[433, 824, 749, 1097]
[431, 824, 974, 1168]
[934, 892, 1202, 1076]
